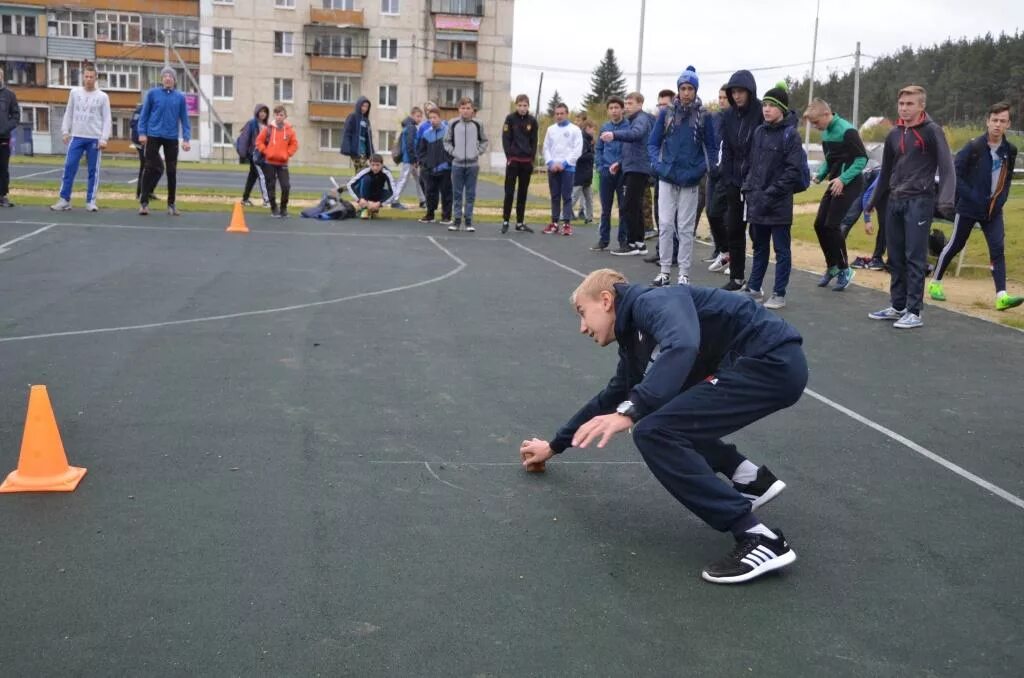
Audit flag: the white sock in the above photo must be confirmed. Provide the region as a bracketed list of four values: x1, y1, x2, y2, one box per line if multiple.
[732, 460, 759, 485]
[746, 523, 778, 540]
[997, 290, 1007, 299]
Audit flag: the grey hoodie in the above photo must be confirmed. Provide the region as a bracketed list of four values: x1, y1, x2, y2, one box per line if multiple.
[443, 116, 488, 167]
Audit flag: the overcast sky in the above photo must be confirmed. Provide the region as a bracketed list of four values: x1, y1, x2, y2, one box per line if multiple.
[510, 0, 1024, 110]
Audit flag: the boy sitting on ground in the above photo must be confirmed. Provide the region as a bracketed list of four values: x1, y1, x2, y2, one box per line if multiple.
[347, 153, 396, 219]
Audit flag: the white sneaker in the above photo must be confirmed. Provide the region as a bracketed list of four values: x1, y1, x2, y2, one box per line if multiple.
[893, 312, 923, 329]
[746, 288, 764, 302]
[722, 265, 730, 277]
[708, 253, 729, 272]
[86, 201, 98, 212]
[50, 198, 71, 211]
[677, 274, 689, 285]
[764, 294, 786, 309]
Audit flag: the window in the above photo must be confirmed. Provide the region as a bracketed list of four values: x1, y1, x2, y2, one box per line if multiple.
[274, 78, 294, 102]
[47, 11, 92, 39]
[109, 113, 133, 139]
[275, 0, 296, 7]
[213, 0, 235, 4]
[379, 130, 397, 154]
[213, 122, 233, 147]
[95, 12, 142, 43]
[141, 16, 200, 47]
[49, 59, 83, 88]
[141, 65, 198, 92]
[379, 38, 398, 61]
[312, 74, 356, 103]
[97, 62, 141, 91]
[381, 0, 400, 14]
[378, 85, 398, 108]
[0, 61, 38, 86]
[437, 40, 476, 61]
[1, 15, 38, 37]
[430, 0, 484, 15]
[323, 0, 354, 9]
[19, 105, 49, 133]
[312, 34, 355, 58]
[274, 31, 294, 56]
[319, 127, 342, 150]
[213, 27, 232, 52]
[213, 75, 234, 99]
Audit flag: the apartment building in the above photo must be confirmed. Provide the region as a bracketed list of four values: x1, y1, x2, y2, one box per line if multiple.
[1, 1, 201, 158]
[201, 0, 513, 169]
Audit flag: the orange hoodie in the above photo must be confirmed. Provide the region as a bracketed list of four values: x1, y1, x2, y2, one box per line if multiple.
[255, 121, 298, 165]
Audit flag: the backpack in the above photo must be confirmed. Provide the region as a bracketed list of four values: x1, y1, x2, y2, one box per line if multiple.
[390, 125, 407, 163]
[784, 126, 812, 193]
[301, 192, 357, 220]
[235, 120, 254, 159]
[250, 125, 272, 165]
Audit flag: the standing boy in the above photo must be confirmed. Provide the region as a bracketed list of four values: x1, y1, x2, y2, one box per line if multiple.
[0, 67, 18, 208]
[51, 64, 111, 212]
[601, 92, 653, 255]
[501, 94, 538, 233]
[742, 83, 810, 309]
[254, 105, 298, 218]
[647, 66, 716, 286]
[239, 104, 270, 207]
[444, 96, 488, 232]
[417, 108, 452, 225]
[930, 102, 1022, 311]
[341, 96, 374, 172]
[520, 268, 806, 584]
[542, 103, 583, 236]
[130, 101, 161, 203]
[138, 67, 191, 216]
[592, 96, 629, 251]
[572, 120, 596, 225]
[347, 153, 395, 219]
[866, 85, 955, 329]
[391, 106, 424, 209]
[706, 86, 731, 271]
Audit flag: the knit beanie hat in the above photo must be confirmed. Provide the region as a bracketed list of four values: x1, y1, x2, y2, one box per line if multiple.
[763, 81, 790, 112]
[677, 65, 699, 91]
[160, 66, 177, 84]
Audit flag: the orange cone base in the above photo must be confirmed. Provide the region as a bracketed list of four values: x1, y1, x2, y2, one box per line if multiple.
[0, 465, 87, 493]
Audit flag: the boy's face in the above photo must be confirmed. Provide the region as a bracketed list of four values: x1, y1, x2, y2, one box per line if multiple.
[370, 160, 383, 173]
[678, 84, 696, 106]
[607, 103, 623, 122]
[987, 110, 1011, 139]
[554, 107, 568, 123]
[576, 292, 616, 347]
[624, 98, 641, 116]
[162, 72, 175, 89]
[274, 111, 287, 125]
[806, 110, 830, 130]
[459, 102, 474, 118]
[429, 113, 441, 128]
[762, 103, 783, 124]
[413, 110, 423, 124]
[657, 96, 671, 111]
[516, 100, 530, 115]
[361, 101, 370, 115]
[730, 88, 749, 108]
[718, 90, 729, 109]
[83, 70, 97, 91]
[897, 93, 924, 122]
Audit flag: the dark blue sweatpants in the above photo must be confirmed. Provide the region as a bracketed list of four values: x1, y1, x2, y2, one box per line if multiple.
[886, 195, 934, 315]
[631, 341, 807, 534]
[548, 169, 574, 222]
[933, 212, 1007, 292]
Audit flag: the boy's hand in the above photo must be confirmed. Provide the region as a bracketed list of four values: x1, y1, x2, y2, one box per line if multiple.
[600, 131, 615, 142]
[811, 176, 821, 185]
[572, 414, 632, 449]
[520, 438, 553, 468]
[827, 177, 844, 196]
[864, 221, 874, 235]
[609, 162, 620, 175]
[183, 141, 191, 152]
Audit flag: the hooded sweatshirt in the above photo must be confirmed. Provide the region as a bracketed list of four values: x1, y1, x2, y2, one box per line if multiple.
[866, 112, 955, 215]
[720, 70, 763, 188]
[549, 283, 802, 453]
[341, 96, 373, 158]
[444, 115, 488, 167]
[398, 115, 418, 164]
[647, 94, 717, 187]
[0, 81, 19, 140]
[241, 103, 270, 157]
[255, 120, 298, 166]
[138, 84, 191, 141]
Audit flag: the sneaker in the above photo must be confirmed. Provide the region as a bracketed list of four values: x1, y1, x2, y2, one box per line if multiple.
[701, 531, 796, 584]
[447, 223, 460, 232]
[0, 196, 14, 208]
[241, 199, 254, 207]
[439, 218, 454, 226]
[722, 279, 746, 292]
[817, 266, 839, 287]
[651, 272, 671, 287]
[501, 221, 510, 234]
[928, 281, 946, 301]
[677, 274, 689, 285]
[138, 204, 149, 216]
[561, 223, 573, 236]
[708, 253, 729, 272]
[643, 228, 657, 241]
[50, 198, 72, 211]
[270, 209, 281, 218]
[832, 267, 854, 291]
[868, 306, 905, 321]
[635, 243, 649, 255]
[610, 244, 640, 256]
[722, 265, 730, 277]
[746, 288, 764, 303]
[849, 257, 867, 269]
[85, 201, 98, 212]
[996, 293, 1024, 311]
[167, 205, 180, 216]
[764, 294, 787, 310]
[867, 258, 886, 271]
[278, 209, 289, 219]
[418, 200, 426, 208]
[465, 221, 475, 233]
[418, 216, 435, 223]
[733, 466, 786, 509]
[515, 223, 534, 233]
[262, 200, 271, 208]
[391, 201, 407, 210]
[893, 312, 923, 329]
[702, 252, 720, 263]
[359, 208, 369, 220]
[590, 241, 609, 252]
[542, 223, 559, 234]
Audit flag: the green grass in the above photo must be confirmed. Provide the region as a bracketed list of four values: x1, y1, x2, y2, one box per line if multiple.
[11, 154, 345, 177]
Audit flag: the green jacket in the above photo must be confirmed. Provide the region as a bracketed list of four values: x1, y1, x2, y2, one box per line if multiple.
[816, 114, 868, 185]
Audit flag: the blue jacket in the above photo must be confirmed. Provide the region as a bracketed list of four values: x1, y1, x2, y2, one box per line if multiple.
[138, 86, 191, 142]
[647, 97, 717, 187]
[341, 96, 373, 158]
[954, 134, 1017, 221]
[742, 111, 808, 225]
[611, 110, 654, 175]
[720, 70, 763, 188]
[595, 118, 629, 173]
[550, 283, 802, 453]
[397, 115, 418, 164]
[417, 121, 450, 173]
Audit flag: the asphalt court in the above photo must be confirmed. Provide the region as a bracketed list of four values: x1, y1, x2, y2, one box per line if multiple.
[0, 208, 1022, 676]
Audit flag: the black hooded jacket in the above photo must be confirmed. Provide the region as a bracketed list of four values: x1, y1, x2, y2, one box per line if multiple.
[720, 70, 763, 188]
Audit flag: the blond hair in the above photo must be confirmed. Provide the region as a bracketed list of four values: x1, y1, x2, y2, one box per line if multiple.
[571, 269, 628, 304]
[898, 85, 927, 106]
[803, 98, 831, 119]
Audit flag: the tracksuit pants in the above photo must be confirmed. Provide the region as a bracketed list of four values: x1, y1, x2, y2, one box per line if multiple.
[503, 160, 533, 224]
[548, 169, 574, 222]
[632, 340, 807, 534]
[59, 136, 102, 202]
[623, 172, 649, 245]
[424, 170, 452, 221]
[933, 212, 1008, 292]
[814, 175, 863, 270]
[262, 163, 290, 212]
[657, 182, 700, 277]
[242, 159, 268, 203]
[141, 137, 178, 206]
[598, 170, 625, 247]
[0, 140, 10, 198]
[886, 195, 934, 315]
[724, 183, 748, 280]
[451, 164, 479, 223]
[393, 162, 423, 203]
[748, 224, 793, 297]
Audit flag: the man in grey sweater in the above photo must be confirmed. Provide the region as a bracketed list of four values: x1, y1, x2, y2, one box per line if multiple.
[51, 64, 112, 212]
[443, 96, 488, 232]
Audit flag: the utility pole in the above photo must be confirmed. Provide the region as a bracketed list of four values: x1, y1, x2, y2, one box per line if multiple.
[636, 0, 646, 93]
[804, 0, 820, 145]
[852, 41, 861, 128]
[164, 30, 171, 68]
[535, 72, 543, 118]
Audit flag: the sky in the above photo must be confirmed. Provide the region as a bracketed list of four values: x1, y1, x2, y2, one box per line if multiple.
[510, 0, 1024, 111]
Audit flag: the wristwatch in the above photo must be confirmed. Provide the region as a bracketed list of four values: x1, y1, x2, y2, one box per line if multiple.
[616, 400, 637, 421]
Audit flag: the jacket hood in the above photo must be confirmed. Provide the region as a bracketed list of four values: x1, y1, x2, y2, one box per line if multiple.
[401, 115, 415, 127]
[355, 96, 371, 117]
[253, 103, 269, 120]
[613, 283, 651, 338]
[725, 70, 758, 108]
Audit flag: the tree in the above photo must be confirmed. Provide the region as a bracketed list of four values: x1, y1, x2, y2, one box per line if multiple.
[546, 90, 565, 117]
[583, 48, 627, 109]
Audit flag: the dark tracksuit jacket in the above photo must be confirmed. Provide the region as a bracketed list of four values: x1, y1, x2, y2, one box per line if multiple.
[550, 284, 806, 533]
[574, 130, 595, 188]
[954, 134, 1017, 222]
[341, 96, 373, 160]
[502, 111, 538, 163]
[742, 111, 807, 226]
[347, 167, 395, 204]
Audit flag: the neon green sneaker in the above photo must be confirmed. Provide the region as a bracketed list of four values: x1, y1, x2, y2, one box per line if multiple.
[996, 294, 1024, 311]
[928, 281, 946, 301]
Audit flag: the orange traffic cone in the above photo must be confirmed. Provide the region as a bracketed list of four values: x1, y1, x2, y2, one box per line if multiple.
[0, 385, 86, 493]
[226, 202, 249, 233]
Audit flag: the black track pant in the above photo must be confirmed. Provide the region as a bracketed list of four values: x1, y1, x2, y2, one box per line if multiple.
[141, 137, 178, 205]
[503, 161, 533, 224]
[814, 174, 863, 270]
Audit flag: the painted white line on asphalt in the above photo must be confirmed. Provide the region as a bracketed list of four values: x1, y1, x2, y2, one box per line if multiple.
[0, 236, 465, 343]
[512, 241, 1024, 512]
[0, 224, 56, 254]
[14, 168, 62, 180]
[370, 460, 644, 466]
[127, 178, 138, 184]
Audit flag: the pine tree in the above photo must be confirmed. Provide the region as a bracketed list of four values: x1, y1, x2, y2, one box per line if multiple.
[546, 90, 565, 117]
[583, 49, 628, 108]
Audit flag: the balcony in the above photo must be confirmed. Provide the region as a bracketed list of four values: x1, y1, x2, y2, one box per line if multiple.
[309, 8, 364, 26]
[432, 60, 477, 79]
[430, 0, 484, 16]
[309, 102, 355, 122]
[95, 43, 199, 64]
[427, 79, 483, 112]
[0, 35, 47, 60]
[305, 27, 368, 73]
